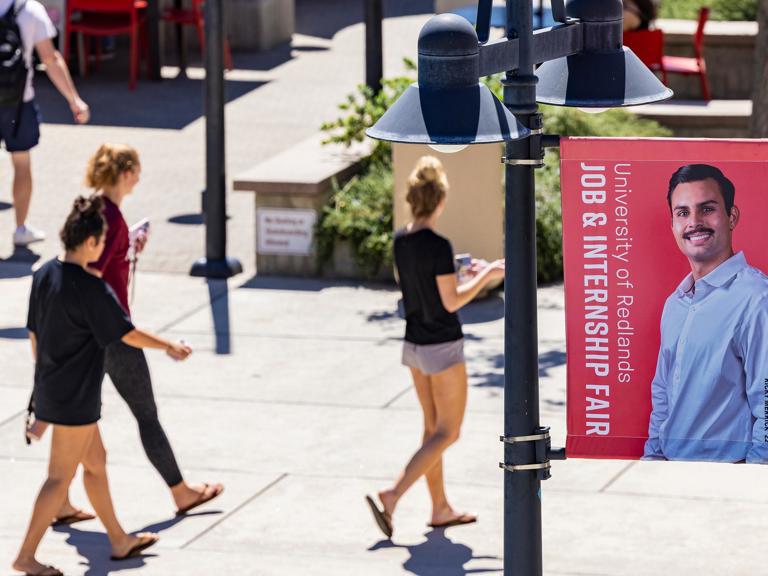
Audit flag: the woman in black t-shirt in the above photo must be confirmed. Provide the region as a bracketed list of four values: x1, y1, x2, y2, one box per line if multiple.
[366, 156, 504, 538]
[13, 196, 193, 576]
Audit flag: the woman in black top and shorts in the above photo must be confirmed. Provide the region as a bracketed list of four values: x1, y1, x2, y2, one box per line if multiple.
[366, 156, 504, 538]
[13, 197, 192, 576]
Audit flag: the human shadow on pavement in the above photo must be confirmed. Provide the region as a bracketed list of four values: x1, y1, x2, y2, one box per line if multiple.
[458, 295, 504, 325]
[365, 294, 504, 325]
[52, 511, 222, 576]
[207, 279, 231, 355]
[369, 529, 501, 575]
[34, 74, 267, 130]
[470, 349, 567, 388]
[0, 246, 40, 279]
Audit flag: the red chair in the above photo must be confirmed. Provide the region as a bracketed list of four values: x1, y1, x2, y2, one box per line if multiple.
[662, 7, 711, 101]
[623, 29, 667, 84]
[65, 0, 147, 90]
[161, 0, 233, 70]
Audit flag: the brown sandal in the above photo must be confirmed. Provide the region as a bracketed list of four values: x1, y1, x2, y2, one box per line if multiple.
[52, 509, 96, 527]
[365, 495, 393, 538]
[110, 533, 159, 561]
[175, 483, 224, 516]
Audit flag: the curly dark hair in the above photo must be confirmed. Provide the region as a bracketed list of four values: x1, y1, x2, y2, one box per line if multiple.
[59, 195, 107, 250]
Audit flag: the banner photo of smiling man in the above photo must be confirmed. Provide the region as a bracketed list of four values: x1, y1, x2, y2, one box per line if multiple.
[560, 139, 768, 464]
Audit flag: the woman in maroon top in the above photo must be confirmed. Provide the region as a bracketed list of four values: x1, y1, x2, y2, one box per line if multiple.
[46, 144, 223, 523]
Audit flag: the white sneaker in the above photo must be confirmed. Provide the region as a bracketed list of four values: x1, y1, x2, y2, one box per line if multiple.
[13, 224, 45, 246]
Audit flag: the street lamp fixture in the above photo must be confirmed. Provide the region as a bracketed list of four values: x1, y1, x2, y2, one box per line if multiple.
[365, 1, 671, 576]
[366, 15, 529, 145]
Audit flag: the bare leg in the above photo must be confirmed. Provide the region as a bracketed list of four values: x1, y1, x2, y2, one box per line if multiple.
[379, 363, 468, 518]
[13, 424, 94, 576]
[409, 368, 450, 514]
[11, 151, 32, 228]
[80, 425, 157, 558]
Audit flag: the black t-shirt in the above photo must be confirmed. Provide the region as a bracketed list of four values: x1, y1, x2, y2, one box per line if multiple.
[393, 228, 463, 345]
[26, 259, 135, 426]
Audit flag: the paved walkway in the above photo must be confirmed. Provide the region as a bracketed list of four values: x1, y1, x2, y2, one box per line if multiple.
[0, 2, 765, 575]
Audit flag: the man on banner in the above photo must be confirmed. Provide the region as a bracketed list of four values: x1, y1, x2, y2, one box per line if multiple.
[643, 164, 768, 464]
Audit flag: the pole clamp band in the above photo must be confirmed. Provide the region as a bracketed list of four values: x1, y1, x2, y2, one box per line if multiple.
[501, 157, 544, 166]
[499, 462, 552, 473]
[500, 431, 550, 444]
[500, 426, 553, 480]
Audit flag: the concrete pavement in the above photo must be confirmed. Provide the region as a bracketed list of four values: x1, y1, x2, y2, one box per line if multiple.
[1, 268, 766, 576]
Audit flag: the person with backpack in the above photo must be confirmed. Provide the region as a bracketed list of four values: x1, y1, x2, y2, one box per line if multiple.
[2, 0, 89, 247]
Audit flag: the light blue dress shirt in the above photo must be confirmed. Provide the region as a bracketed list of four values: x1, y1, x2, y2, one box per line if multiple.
[643, 252, 768, 463]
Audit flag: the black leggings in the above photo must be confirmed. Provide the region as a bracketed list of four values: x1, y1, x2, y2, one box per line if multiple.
[104, 340, 184, 487]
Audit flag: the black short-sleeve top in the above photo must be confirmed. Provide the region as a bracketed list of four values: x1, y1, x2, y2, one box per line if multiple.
[26, 259, 135, 425]
[393, 228, 463, 345]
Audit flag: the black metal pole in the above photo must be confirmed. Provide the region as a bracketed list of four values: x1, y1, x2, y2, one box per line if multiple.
[536, 0, 545, 28]
[191, 0, 242, 278]
[147, 0, 161, 80]
[364, 0, 383, 93]
[503, 0, 543, 574]
[175, 0, 187, 73]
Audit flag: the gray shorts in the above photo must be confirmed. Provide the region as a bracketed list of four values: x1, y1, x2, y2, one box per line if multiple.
[402, 338, 465, 375]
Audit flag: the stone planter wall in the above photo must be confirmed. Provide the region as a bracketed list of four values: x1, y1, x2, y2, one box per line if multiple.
[160, 0, 294, 57]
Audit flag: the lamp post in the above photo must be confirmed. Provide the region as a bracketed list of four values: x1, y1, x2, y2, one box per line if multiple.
[366, 1, 671, 575]
[191, 0, 242, 279]
[365, 0, 384, 93]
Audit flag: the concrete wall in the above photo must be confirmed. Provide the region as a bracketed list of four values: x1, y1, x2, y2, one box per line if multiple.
[393, 144, 504, 264]
[160, 0, 294, 54]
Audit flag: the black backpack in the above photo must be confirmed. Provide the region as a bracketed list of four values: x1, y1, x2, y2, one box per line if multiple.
[0, 0, 27, 131]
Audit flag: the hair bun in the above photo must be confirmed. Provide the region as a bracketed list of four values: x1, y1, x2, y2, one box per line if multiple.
[414, 164, 439, 185]
[73, 194, 104, 216]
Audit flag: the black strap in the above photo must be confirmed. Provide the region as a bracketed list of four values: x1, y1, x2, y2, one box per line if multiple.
[9, 0, 27, 137]
[24, 391, 34, 445]
[13, 0, 27, 18]
[12, 97, 23, 137]
[3, 0, 26, 21]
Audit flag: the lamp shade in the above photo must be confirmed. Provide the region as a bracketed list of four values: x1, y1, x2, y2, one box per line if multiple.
[366, 13, 528, 145]
[535, 47, 673, 107]
[366, 82, 528, 144]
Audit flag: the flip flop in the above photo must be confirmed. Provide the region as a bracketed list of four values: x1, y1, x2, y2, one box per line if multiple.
[23, 565, 63, 576]
[110, 533, 159, 561]
[52, 509, 96, 527]
[428, 513, 478, 529]
[365, 494, 393, 539]
[175, 483, 224, 516]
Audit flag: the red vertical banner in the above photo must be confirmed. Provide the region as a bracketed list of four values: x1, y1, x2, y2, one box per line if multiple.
[561, 138, 768, 460]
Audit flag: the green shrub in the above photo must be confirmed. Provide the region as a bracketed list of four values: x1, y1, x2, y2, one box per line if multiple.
[660, 0, 757, 21]
[320, 58, 415, 169]
[316, 164, 394, 278]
